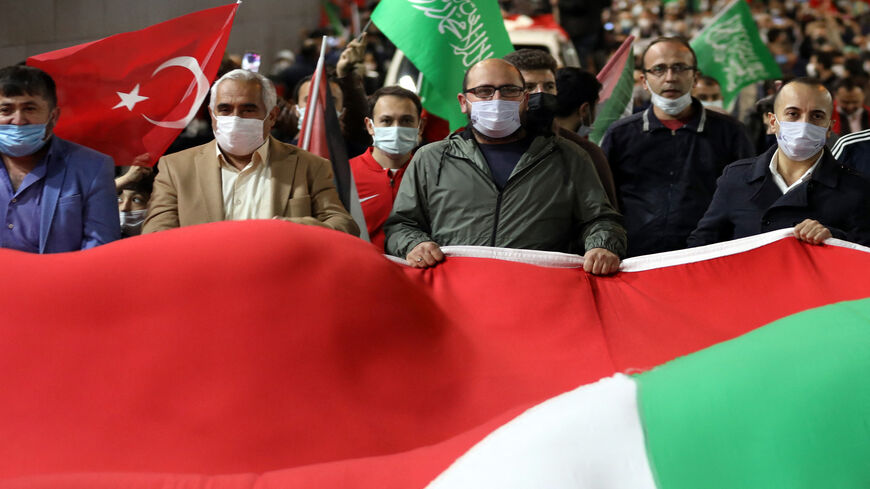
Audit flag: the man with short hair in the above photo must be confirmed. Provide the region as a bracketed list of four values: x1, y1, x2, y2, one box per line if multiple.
[692, 75, 726, 113]
[689, 78, 870, 247]
[0, 65, 118, 253]
[832, 77, 870, 136]
[385, 58, 626, 275]
[503, 49, 618, 210]
[143, 69, 358, 235]
[601, 37, 755, 256]
[350, 86, 425, 251]
[554, 67, 601, 137]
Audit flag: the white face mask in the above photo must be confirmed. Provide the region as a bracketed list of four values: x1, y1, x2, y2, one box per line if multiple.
[649, 86, 693, 116]
[372, 125, 418, 156]
[701, 99, 724, 110]
[213, 115, 266, 156]
[119, 209, 147, 236]
[775, 117, 827, 161]
[469, 99, 522, 139]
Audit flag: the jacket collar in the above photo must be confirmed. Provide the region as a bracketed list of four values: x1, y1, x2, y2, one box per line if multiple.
[748, 144, 839, 210]
[749, 144, 839, 188]
[642, 97, 707, 133]
[39, 137, 64, 253]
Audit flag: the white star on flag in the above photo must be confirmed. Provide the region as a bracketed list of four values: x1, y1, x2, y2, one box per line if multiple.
[113, 84, 149, 111]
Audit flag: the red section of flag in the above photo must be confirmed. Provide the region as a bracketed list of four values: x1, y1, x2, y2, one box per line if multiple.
[2, 222, 870, 486]
[596, 35, 634, 103]
[26, 4, 238, 167]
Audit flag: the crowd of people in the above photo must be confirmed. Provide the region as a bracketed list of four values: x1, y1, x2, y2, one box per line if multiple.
[3, 0, 870, 275]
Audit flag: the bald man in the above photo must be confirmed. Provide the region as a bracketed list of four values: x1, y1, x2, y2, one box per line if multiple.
[384, 58, 626, 275]
[688, 78, 870, 247]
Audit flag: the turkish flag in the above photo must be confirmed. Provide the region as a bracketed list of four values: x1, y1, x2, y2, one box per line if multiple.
[26, 4, 238, 167]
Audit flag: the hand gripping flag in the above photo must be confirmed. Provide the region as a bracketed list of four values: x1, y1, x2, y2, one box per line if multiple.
[690, 0, 781, 109]
[27, 4, 239, 167]
[371, 0, 514, 131]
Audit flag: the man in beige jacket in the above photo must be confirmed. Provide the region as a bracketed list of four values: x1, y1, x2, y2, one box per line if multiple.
[143, 69, 358, 236]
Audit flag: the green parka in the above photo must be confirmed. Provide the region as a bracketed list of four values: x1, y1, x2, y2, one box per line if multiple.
[384, 130, 627, 258]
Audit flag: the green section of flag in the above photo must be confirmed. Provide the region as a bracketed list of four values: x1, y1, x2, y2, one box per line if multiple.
[636, 298, 870, 489]
[372, 0, 514, 131]
[589, 47, 633, 145]
[690, 0, 781, 108]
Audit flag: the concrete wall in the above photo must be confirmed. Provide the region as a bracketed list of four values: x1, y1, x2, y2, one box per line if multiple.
[0, 0, 320, 73]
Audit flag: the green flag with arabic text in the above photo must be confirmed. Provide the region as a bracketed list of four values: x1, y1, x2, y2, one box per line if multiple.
[690, 0, 781, 108]
[372, 0, 514, 130]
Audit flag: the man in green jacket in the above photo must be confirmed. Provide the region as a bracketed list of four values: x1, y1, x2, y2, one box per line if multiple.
[384, 59, 626, 275]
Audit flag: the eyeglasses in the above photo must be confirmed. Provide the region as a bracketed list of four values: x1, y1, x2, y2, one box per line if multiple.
[643, 63, 696, 77]
[464, 84, 525, 99]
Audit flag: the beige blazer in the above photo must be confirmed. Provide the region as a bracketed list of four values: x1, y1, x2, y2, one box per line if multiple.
[143, 137, 359, 236]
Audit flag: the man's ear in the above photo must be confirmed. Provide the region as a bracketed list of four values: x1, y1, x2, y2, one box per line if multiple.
[365, 117, 375, 137]
[417, 115, 427, 136]
[458, 93, 469, 114]
[45, 106, 60, 137]
[766, 111, 778, 134]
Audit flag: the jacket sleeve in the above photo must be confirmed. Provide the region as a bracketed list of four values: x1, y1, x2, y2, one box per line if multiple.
[687, 172, 734, 247]
[81, 155, 121, 248]
[384, 153, 434, 258]
[142, 157, 180, 234]
[291, 156, 360, 236]
[336, 72, 372, 150]
[567, 144, 628, 257]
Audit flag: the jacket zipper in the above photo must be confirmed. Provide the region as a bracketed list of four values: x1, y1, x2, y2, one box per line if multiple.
[489, 146, 558, 246]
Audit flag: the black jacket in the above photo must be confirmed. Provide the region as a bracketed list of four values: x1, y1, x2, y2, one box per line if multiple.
[601, 99, 755, 256]
[688, 145, 870, 247]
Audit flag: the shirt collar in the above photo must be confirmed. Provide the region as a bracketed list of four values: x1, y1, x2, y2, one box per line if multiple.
[768, 148, 823, 194]
[216, 137, 270, 172]
[642, 97, 706, 133]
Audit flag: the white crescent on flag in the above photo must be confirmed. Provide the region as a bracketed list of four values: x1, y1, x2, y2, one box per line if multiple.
[142, 56, 210, 129]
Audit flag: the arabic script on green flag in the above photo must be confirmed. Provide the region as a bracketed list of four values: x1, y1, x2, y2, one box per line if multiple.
[372, 0, 514, 130]
[691, 0, 781, 108]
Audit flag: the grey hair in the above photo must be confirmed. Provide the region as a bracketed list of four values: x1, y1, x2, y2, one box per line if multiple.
[209, 68, 277, 113]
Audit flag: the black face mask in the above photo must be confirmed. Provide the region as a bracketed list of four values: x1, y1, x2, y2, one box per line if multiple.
[525, 92, 559, 135]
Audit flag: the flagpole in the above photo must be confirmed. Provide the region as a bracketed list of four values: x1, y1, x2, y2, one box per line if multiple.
[302, 35, 329, 151]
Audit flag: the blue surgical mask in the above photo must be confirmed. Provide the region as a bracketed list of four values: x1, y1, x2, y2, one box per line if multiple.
[372, 126, 418, 156]
[0, 123, 48, 157]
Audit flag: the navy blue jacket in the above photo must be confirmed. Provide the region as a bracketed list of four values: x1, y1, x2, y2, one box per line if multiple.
[688, 145, 870, 247]
[601, 99, 755, 257]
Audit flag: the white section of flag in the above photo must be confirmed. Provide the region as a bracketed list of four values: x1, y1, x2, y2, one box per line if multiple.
[425, 374, 656, 489]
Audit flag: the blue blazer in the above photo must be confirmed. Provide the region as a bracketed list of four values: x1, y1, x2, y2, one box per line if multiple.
[0, 137, 120, 253]
[688, 145, 870, 247]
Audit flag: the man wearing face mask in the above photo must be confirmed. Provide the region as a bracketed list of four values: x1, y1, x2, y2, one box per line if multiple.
[0, 65, 119, 253]
[385, 58, 626, 275]
[503, 50, 618, 211]
[601, 37, 754, 257]
[143, 69, 358, 236]
[692, 75, 727, 114]
[349, 86, 424, 252]
[688, 78, 870, 247]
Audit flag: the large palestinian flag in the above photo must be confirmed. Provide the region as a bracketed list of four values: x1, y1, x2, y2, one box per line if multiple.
[1, 221, 868, 488]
